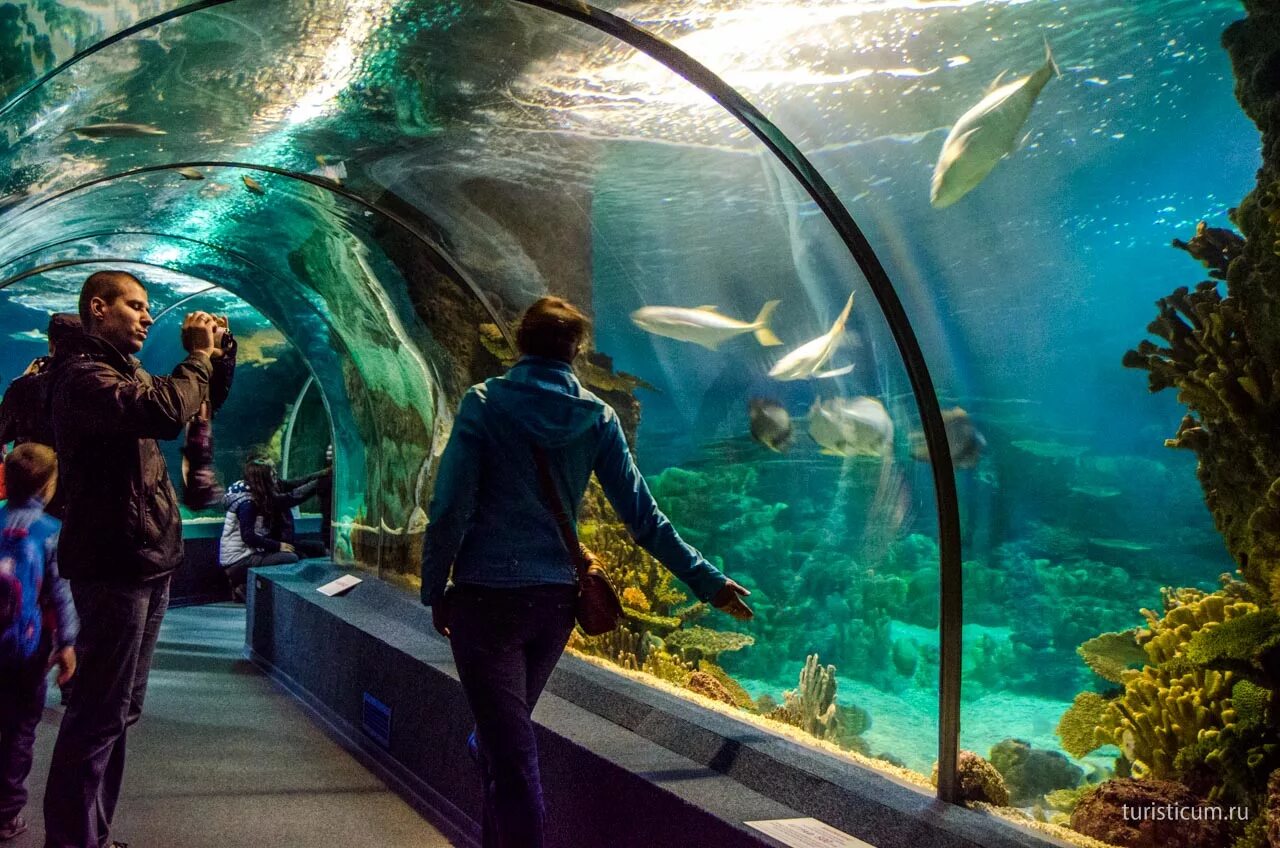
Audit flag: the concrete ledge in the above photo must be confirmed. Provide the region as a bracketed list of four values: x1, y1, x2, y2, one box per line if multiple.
[247, 563, 1074, 848]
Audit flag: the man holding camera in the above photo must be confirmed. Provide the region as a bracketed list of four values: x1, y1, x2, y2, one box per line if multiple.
[42, 270, 226, 848]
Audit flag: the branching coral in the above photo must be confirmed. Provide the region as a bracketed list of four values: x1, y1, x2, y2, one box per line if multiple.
[767, 654, 840, 742]
[1059, 591, 1252, 781]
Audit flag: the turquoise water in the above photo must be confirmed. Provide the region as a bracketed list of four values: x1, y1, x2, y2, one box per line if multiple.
[0, 0, 1259, 812]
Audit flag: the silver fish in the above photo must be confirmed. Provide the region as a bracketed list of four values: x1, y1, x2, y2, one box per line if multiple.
[69, 122, 167, 140]
[631, 301, 782, 350]
[309, 161, 347, 185]
[909, 407, 986, 469]
[748, 398, 793, 453]
[808, 396, 893, 458]
[930, 41, 1059, 209]
[175, 167, 204, 180]
[243, 175, 265, 195]
[768, 293, 855, 381]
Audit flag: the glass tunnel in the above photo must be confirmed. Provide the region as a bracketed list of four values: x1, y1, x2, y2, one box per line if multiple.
[1, 0, 1274, 845]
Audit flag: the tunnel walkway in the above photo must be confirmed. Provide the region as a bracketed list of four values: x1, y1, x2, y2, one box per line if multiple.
[12, 604, 459, 848]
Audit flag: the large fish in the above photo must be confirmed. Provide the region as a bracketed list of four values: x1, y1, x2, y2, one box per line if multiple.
[630, 301, 782, 350]
[68, 122, 167, 140]
[768, 293, 855, 381]
[748, 398, 793, 453]
[909, 406, 986, 469]
[930, 41, 1059, 209]
[808, 396, 894, 458]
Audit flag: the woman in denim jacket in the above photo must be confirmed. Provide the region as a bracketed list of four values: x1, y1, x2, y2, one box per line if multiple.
[421, 296, 752, 848]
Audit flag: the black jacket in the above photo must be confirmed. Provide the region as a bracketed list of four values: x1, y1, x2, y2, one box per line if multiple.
[0, 361, 54, 448]
[50, 329, 211, 583]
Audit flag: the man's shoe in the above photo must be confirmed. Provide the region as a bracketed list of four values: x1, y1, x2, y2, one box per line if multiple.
[0, 815, 28, 841]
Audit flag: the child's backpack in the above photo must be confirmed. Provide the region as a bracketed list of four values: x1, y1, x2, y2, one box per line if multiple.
[0, 510, 51, 663]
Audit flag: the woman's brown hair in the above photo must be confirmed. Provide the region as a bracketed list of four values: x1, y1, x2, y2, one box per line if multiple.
[515, 297, 590, 363]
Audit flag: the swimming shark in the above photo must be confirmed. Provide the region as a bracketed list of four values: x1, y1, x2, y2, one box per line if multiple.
[767, 293, 855, 381]
[630, 301, 782, 350]
[930, 41, 1060, 209]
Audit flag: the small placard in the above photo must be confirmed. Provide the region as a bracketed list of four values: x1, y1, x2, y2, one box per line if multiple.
[317, 574, 362, 597]
[744, 818, 875, 848]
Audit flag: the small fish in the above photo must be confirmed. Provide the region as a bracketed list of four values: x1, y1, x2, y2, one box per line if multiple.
[308, 160, 347, 185]
[69, 122, 167, 140]
[930, 40, 1059, 208]
[748, 398, 793, 453]
[630, 301, 782, 350]
[9, 329, 46, 342]
[808, 396, 893, 458]
[909, 407, 986, 469]
[768, 293, 855, 381]
[175, 167, 204, 180]
[242, 175, 265, 195]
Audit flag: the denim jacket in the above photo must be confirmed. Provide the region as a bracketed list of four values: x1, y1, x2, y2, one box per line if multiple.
[420, 356, 726, 606]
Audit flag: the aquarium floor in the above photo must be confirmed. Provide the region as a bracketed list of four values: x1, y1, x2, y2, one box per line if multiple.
[12, 604, 457, 848]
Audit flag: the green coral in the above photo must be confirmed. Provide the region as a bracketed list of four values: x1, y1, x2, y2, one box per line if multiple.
[1059, 692, 1110, 759]
[1078, 630, 1147, 684]
[663, 626, 755, 665]
[1185, 609, 1280, 670]
[1231, 680, 1271, 727]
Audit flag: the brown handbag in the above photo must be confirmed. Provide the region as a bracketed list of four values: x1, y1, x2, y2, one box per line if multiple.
[532, 446, 623, 636]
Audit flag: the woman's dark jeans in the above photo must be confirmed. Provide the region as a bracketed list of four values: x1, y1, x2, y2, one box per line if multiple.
[447, 583, 577, 848]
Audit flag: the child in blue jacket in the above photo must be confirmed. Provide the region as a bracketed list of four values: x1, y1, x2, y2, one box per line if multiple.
[0, 443, 78, 841]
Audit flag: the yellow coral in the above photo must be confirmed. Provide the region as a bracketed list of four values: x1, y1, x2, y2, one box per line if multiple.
[641, 648, 694, 686]
[1080, 590, 1256, 779]
[621, 586, 650, 612]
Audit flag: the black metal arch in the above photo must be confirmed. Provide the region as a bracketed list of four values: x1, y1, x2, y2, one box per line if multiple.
[0, 0, 964, 802]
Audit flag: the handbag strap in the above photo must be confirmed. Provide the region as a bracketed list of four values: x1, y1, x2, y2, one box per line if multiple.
[531, 445, 590, 581]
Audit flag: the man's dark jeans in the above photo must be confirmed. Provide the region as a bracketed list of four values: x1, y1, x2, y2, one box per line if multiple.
[0, 652, 48, 825]
[448, 583, 577, 848]
[44, 576, 170, 848]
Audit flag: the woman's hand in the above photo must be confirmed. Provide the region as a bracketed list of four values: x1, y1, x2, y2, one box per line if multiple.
[712, 578, 753, 621]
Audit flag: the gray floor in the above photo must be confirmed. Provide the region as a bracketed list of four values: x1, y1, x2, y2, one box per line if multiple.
[10, 603, 457, 847]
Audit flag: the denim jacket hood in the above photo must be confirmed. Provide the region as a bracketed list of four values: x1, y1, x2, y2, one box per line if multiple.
[420, 356, 726, 606]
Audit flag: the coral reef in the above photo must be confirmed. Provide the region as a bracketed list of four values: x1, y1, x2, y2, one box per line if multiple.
[767, 654, 839, 741]
[931, 751, 1010, 807]
[686, 671, 737, 706]
[989, 739, 1084, 806]
[1070, 779, 1232, 848]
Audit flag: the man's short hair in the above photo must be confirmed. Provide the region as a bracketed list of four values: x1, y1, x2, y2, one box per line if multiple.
[4, 442, 57, 504]
[79, 271, 143, 328]
[516, 297, 590, 363]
